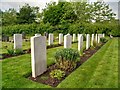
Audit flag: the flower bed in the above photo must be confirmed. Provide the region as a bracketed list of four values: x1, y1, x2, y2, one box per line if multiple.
[28, 43, 103, 87]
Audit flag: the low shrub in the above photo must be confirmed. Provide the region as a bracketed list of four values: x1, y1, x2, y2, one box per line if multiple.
[80, 50, 83, 56]
[58, 60, 77, 71]
[100, 37, 108, 43]
[15, 49, 24, 55]
[2, 22, 119, 37]
[50, 69, 65, 80]
[6, 48, 24, 55]
[6, 48, 15, 56]
[83, 34, 86, 41]
[54, 48, 80, 71]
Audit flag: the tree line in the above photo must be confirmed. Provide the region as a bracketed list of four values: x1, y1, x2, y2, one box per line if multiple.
[1, 2, 116, 26]
[1, 1, 119, 36]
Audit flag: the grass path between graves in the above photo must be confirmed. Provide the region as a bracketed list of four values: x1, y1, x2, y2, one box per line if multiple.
[1, 41, 59, 54]
[58, 38, 118, 88]
[1, 38, 118, 88]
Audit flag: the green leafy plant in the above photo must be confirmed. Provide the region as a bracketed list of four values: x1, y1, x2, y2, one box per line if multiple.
[100, 38, 108, 43]
[54, 48, 80, 71]
[50, 69, 65, 80]
[90, 46, 95, 50]
[6, 48, 15, 55]
[83, 34, 86, 41]
[80, 50, 83, 56]
[15, 49, 24, 55]
[7, 48, 24, 55]
[2, 21, 119, 37]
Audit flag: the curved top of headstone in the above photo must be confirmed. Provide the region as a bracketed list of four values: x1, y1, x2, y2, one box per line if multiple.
[67, 33, 70, 35]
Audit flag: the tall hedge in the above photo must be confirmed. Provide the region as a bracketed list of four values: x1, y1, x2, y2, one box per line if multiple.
[2, 22, 119, 37]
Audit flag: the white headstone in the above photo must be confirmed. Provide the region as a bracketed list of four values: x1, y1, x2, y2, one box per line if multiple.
[98, 34, 104, 43]
[35, 34, 41, 36]
[86, 34, 90, 50]
[31, 36, 47, 78]
[64, 34, 72, 48]
[48, 33, 54, 45]
[67, 33, 70, 35]
[98, 34, 104, 38]
[77, 34, 80, 37]
[14, 34, 22, 49]
[95, 34, 98, 43]
[59, 33, 63, 44]
[91, 34, 94, 46]
[78, 34, 83, 51]
[98, 36, 100, 43]
[103, 33, 105, 37]
[98, 35, 100, 43]
[73, 34, 76, 42]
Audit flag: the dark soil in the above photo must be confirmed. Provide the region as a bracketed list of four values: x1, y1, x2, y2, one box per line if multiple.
[0, 53, 25, 60]
[0, 43, 63, 60]
[28, 43, 104, 87]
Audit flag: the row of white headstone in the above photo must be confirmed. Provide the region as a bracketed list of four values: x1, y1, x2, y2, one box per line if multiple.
[13, 33, 104, 78]
[30, 33, 105, 78]
[13, 33, 104, 50]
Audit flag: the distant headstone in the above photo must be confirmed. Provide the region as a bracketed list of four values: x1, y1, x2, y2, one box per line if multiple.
[77, 34, 80, 37]
[14, 34, 22, 49]
[95, 34, 98, 43]
[31, 36, 47, 78]
[73, 34, 76, 42]
[64, 34, 72, 48]
[98, 36, 100, 43]
[103, 33, 105, 37]
[91, 34, 94, 46]
[98, 34, 103, 38]
[78, 34, 83, 51]
[24, 39, 30, 42]
[59, 33, 63, 44]
[110, 34, 113, 38]
[86, 34, 90, 50]
[35, 34, 41, 36]
[44, 32, 48, 38]
[22, 32, 26, 39]
[2, 35, 9, 42]
[98, 34, 104, 43]
[48, 33, 54, 45]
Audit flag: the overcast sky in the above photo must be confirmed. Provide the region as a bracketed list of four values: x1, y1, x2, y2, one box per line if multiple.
[0, 0, 119, 18]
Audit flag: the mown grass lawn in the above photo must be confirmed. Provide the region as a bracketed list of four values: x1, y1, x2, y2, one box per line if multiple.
[58, 38, 118, 88]
[1, 40, 59, 54]
[1, 38, 118, 88]
[1, 42, 79, 88]
[1, 34, 61, 54]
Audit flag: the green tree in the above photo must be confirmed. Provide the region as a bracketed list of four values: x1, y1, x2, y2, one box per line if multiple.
[91, 2, 116, 22]
[60, 2, 77, 24]
[43, 2, 77, 26]
[17, 4, 36, 24]
[72, 2, 92, 23]
[43, 2, 64, 25]
[2, 8, 17, 26]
